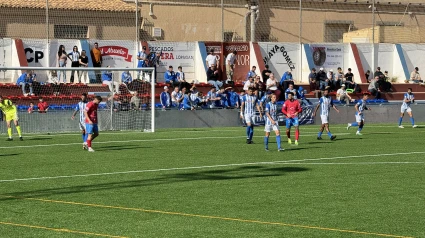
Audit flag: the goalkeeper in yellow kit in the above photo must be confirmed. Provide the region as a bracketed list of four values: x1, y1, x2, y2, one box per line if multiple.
[0, 96, 23, 141]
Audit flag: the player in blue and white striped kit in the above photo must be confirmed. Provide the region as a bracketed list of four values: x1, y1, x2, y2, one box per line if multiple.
[313, 89, 339, 140]
[240, 87, 262, 144]
[398, 88, 418, 128]
[264, 94, 283, 151]
[72, 93, 89, 149]
[347, 93, 370, 136]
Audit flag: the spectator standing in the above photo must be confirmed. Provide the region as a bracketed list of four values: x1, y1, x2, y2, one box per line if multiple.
[176, 66, 190, 91]
[344, 68, 357, 91]
[408, 67, 422, 83]
[37, 98, 49, 113]
[207, 64, 223, 90]
[266, 73, 281, 100]
[246, 66, 257, 81]
[336, 84, 353, 105]
[327, 69, 335, 91]
[164, 65, 178, 87]
[226, 51, 237, 83]
[91, 42, 102, 83]
[137, 46, 147, 80]
[368, 76, 381, 99]
[57, 45, 70, 83]
[280, 69, 294, 92]
[79, 50, 89, 84]
[261, 65, 272, 84]
[68, 46, 80, 84]
[16, 71, 34, 96]
[316, 67, 328, 91]
[160, 86, 171, 109]
[205, 49, 218, 69]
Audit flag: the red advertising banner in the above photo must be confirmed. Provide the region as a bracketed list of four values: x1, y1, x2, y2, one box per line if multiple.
[204, 42, 250, 83]
[99, 46, 133, 62]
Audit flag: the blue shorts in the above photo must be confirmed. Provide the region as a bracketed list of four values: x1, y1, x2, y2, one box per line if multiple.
[85, 123, 99, 134]
[286, 117, 299, 129]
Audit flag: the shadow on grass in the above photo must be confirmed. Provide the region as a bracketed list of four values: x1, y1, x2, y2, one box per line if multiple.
[95, 145, 152, 151]
[0, 154, 20, 157]
[0, 166, 309, 199]
[27, 137, 53, 141]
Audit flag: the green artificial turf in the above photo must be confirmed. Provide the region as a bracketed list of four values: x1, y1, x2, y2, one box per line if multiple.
[0, 124, 424, 238]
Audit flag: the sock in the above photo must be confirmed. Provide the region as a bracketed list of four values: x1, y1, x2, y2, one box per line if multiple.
[82, 133, 85, 143]
[84, 133, 88, 143]
[87, 139, 92, 148]
[410, 117, 415, 125]
[16, 126, 22, 137]
[351, 122, 358, 127]
[318, 131, 323, 137]
[246, 126, 250, 139]
[358, 124, 364, 132]
[7, 128, 12, 138]
[327, 131, 332, 138]
[249, 126, 254, 140]
[286, 130, 290, 139]
[398, 117, 403, 126]
[264, 136, 269, 149]
[295, 130, 299, 140]
[276, 135, 281, 149]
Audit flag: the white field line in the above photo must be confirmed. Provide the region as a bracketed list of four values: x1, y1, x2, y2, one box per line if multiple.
[0, 133, 350, 150]
[276, 162, 424, 165]
[0, 151, 423, 183]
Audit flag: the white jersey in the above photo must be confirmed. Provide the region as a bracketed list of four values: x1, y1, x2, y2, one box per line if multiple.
[402, 93, 414, 108]
[205, 54, 217, 67]
[76, 101, 88, 123]
[355, 99, 367, 115]
[319, 96, 334, 116]
[265, 102, 278, 126]
[242, 95, 258, 115]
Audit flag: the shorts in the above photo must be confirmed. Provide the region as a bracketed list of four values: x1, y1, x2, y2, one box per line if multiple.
[355, 113, 364, 123]
[401, 106, 412, 113]
[244, 114, 255, 124]
[265, 124, 279, 133]
[5, 112, 18, 121]
[286, 117, 299, 129]
[85, 123, 99, 134]
[79, 121, 86, 131]
[320, 115, 329, 124]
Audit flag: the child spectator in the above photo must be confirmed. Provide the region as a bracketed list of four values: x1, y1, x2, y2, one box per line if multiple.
[28, 102, 34, 114]
[37, 98, 49, 113]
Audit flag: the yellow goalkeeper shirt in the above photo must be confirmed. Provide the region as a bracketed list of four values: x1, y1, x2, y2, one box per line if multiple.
[0, 102, 17, 115]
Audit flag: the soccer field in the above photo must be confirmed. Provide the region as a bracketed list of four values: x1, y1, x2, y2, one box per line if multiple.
[0, 124, 424, 238]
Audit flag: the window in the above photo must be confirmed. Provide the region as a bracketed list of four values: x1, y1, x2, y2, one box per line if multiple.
[223, 32, 234, 42]
[54, 25, 88, 39]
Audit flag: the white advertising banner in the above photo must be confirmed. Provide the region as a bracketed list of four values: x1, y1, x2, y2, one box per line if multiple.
[89, 40, 136, 69]
[259, 43, 300, 80]
[309, 44, 344, 70]
[146, 42, 195, 82]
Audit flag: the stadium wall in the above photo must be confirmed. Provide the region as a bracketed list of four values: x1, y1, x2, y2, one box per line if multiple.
[1, 105, 425, 135]
[3, 40, 425, 84]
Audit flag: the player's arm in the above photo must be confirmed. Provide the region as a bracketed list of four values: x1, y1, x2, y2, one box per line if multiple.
[355, 103, 361, 114]
[281, 102, 288, 116]
[294, 101, 302, 116]
[313, 99, 321, 116]
[240, 101, 245, 118]
[332, 102, 339, 113]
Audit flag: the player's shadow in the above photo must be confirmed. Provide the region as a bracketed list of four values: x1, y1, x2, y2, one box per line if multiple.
[335, 138, 362, 141]
[0, 166, 310, 199]
[95, 145, 152, 151]
[27, 137, 53, 141]
[285, 146, 321, 151]
[0, 154, 20, 157]
[307, 141, 333, 145]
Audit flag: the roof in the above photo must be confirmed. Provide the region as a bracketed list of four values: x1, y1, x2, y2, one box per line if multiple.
[0, 0, 137, 12]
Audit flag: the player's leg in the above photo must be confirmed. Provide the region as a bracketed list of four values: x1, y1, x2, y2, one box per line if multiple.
[274, 125, 283, 151]
[6, 119, 13, 140]
[398, 108, 405, 128]
[324, 123, 336, 140]
[14, 118, 23, 140]
[245, 114, 253, 144]
[264, 127, 270, 151]
[318, 115, 326, 139]
[85, 124, 95, 152]
[356, 119, 364, 135]
[249, 116, 255, 142]
[348, 114, 360, 130]
[294, 118, 300, 145]
[285, 118, 292, 144]
[407, 108, 417, 127]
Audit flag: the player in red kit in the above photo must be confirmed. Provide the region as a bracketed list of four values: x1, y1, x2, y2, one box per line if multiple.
[84, 96, 102, 152]
[281, 92, 302, 145]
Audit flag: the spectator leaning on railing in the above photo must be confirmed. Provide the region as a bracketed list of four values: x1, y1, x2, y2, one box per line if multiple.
[16, 71, 34, 96]
[226, 51, 237, 83]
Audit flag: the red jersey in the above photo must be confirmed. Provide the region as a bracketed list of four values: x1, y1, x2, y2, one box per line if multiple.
[37, 101, 49, 113]
[85, 101, 98, 124]
[282, 99, 302, 118]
